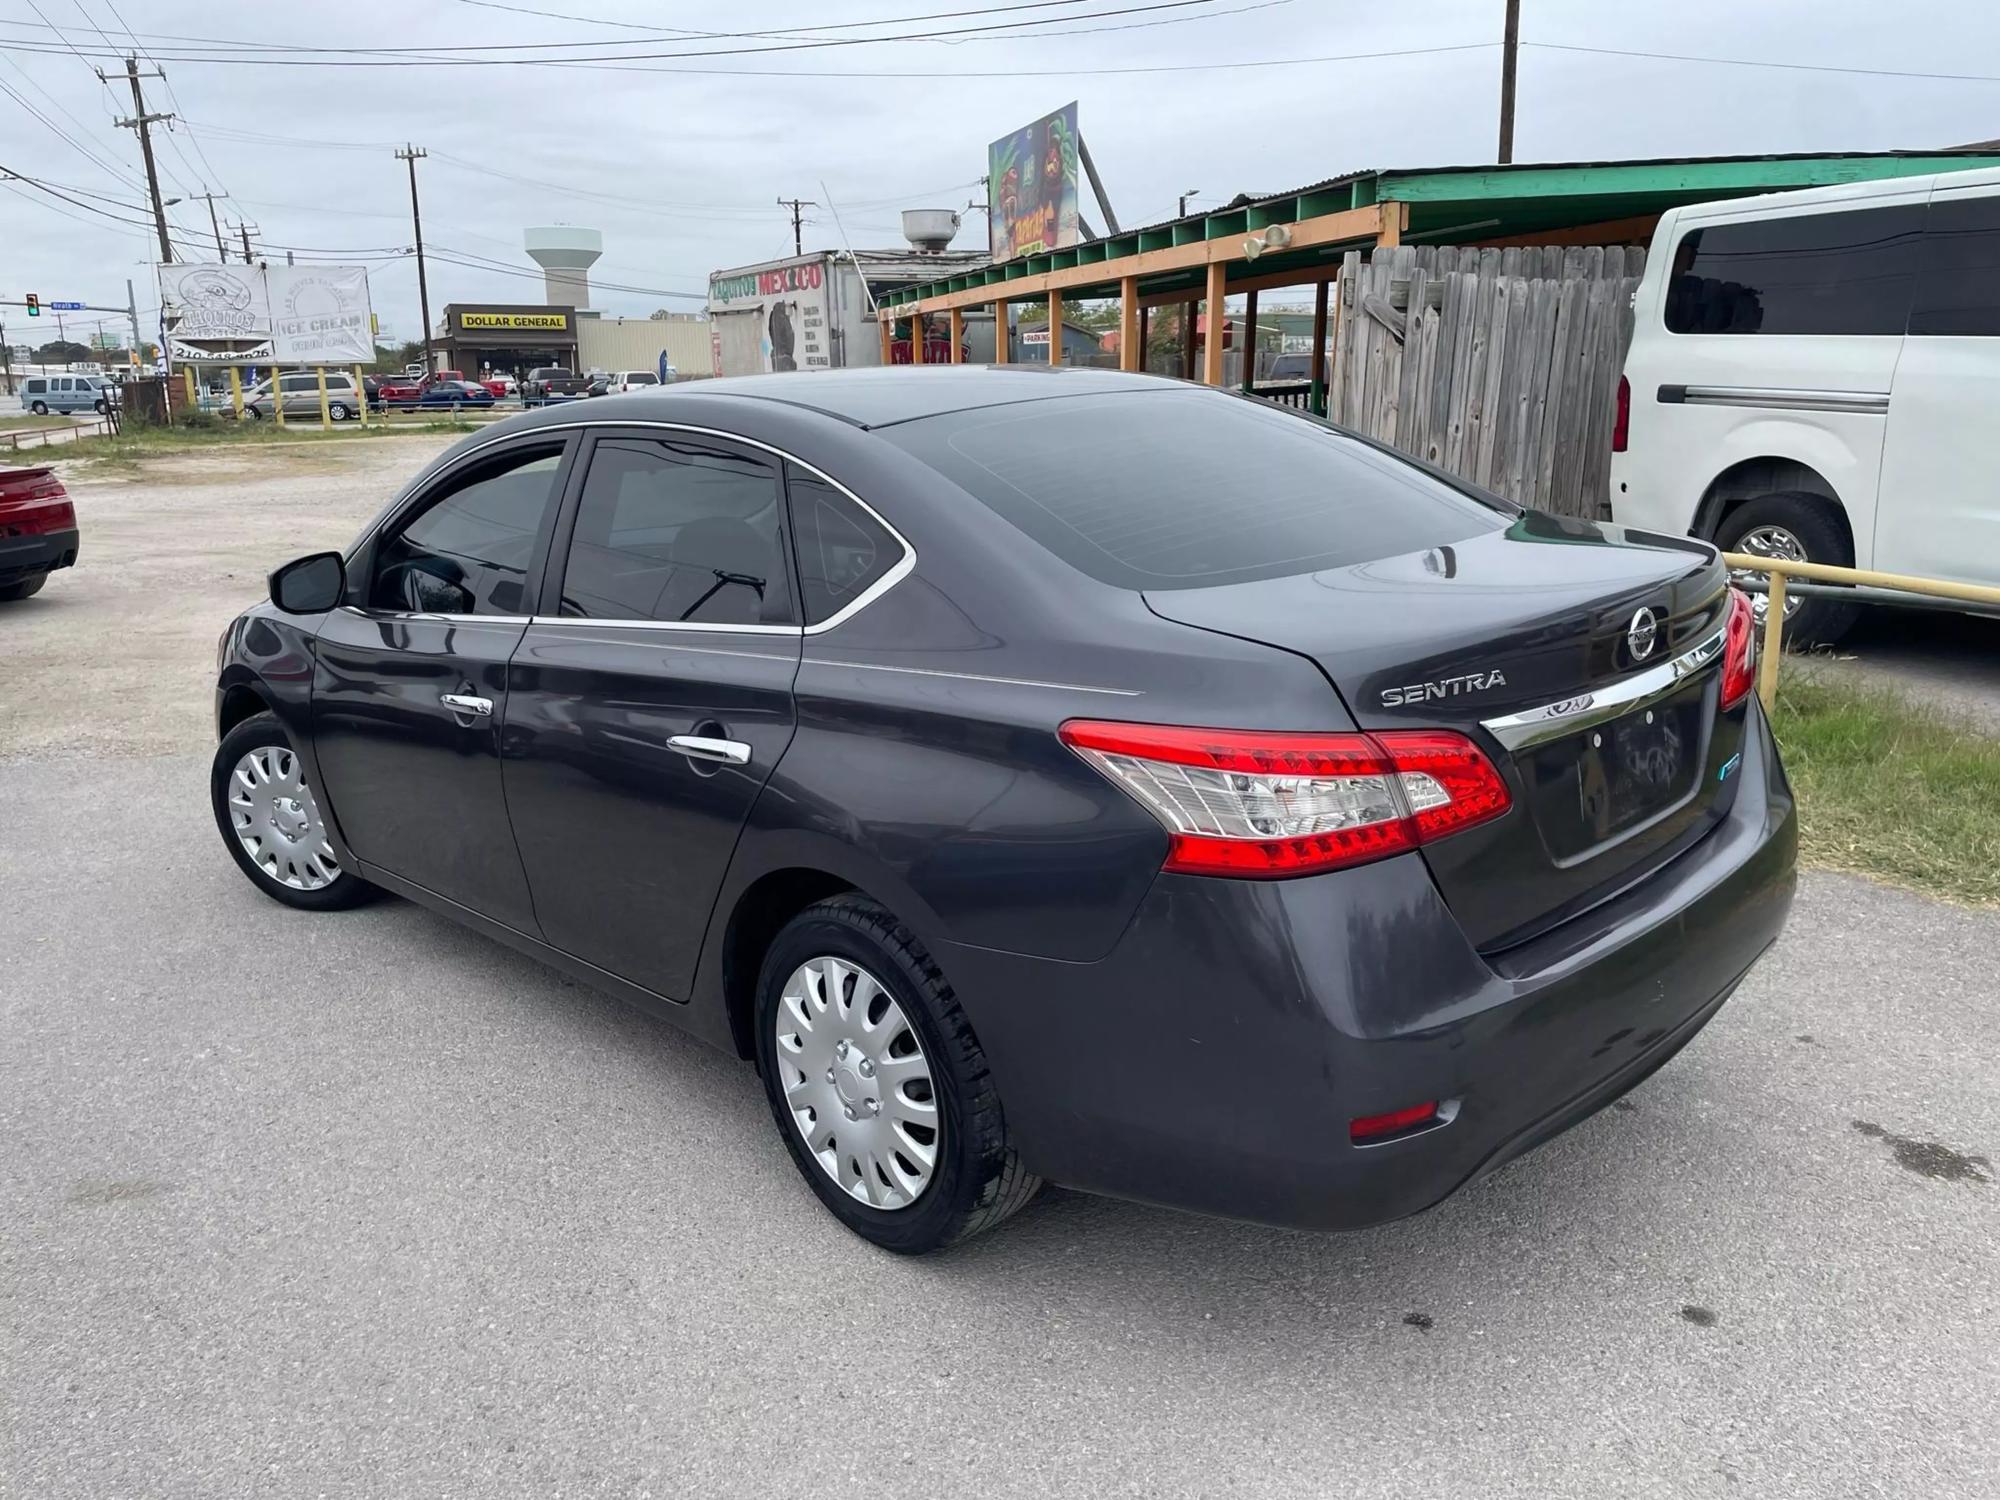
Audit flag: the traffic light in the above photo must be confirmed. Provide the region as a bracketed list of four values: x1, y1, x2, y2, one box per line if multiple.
[25, 293, 39, 318]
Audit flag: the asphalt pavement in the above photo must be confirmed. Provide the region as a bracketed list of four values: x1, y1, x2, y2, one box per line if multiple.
[3, 748, 1997, 1499]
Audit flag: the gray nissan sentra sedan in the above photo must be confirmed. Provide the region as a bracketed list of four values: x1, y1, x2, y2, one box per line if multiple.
[211, 366, 1796, 1253]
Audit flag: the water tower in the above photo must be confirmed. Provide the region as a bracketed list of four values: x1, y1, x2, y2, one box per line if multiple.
[525, 226, 602, 310]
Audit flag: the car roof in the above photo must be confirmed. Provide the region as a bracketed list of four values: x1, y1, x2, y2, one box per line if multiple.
[579, 364, 1168, 429]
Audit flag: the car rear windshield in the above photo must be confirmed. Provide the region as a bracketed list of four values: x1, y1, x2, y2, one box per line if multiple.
[883, 388, 1506, 590]
[533, 368, 572, 379]
[626, 372, 659, 383]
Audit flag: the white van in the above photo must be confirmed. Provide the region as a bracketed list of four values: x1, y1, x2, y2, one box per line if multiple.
[1611, 164, 2000, 642]
[19, 374, 114, 417]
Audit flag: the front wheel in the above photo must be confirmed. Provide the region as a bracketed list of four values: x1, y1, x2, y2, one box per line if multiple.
[245, 405, 264, 421]
[1715, 493, 1857, 647]
[30, 400, 48, 416]
[755, 895, 1040, 1253]
[210, 713, 377, 911]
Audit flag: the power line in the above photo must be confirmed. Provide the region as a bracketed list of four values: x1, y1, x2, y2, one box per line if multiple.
[0, 0, 1236, 65]
[446, 0, 1093, 36]
[1521, 40, 2000, 85]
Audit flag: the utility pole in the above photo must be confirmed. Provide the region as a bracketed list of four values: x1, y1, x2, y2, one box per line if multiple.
[396, 145, 434, 372]
[232, 220, 259, 264]
[1178, 189, 1200, 218]
[193, 189, 227, 261]
[1497, 0, 1520, 164]
[127, 278, 144, 371]
[103, 56, 175, 263]
[778, 197, 815, 258]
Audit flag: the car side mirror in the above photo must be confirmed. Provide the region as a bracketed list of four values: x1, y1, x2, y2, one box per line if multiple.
[269, 551, 346, 614]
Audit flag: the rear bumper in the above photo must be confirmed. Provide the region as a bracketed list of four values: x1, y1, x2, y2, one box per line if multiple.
[0, 527, 79, 584]
[940, 702, 1796, 1231]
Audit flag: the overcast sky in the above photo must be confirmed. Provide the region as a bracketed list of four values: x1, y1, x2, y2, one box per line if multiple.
[3, 0, 1998, 345]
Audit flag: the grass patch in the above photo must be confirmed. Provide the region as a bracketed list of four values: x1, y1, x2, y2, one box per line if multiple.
[0, 411, 87, 431]
[66, 415, 482, 470]
[1768, 670, 2000, 907]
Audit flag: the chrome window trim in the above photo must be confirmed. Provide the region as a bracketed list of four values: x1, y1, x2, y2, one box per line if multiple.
[1479, 621, 1729, 751]
[352, 419, 916, 635]
[528, 615, 802, 637]
[336, 606, 532, 625]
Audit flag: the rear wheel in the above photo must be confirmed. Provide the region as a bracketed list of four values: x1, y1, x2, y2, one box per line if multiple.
[754, 895, 1040, 1253]
[210, 713, 377, 911]
[329, 402, 353, 421]
[0, 574, 46, 602]
[1715, 492, 1857, 647]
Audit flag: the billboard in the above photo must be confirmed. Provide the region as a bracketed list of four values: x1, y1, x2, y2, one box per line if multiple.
[987, 102, 1080, 261]
[708, 257, 835, 374]
[158, 262, 375, 364]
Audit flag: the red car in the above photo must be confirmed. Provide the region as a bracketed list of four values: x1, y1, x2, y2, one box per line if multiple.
[373, 375, 424, 409]
[0, 465, 78, 601]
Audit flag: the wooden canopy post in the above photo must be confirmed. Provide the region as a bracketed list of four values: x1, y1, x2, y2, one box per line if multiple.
[1179, 301, 1197, 379]
[949, 307, 964, 364]
[1048, 292, 1061, 364]
[911, 311, 925, 365]
[1201, 260, 1227, 386]
[1138, 304, 1152, 373]
[993, 296, 1010, 362]
[1240, 287, 1259, 393]
[878, 316, 893, 365]
[1309, 279, 1330, 417]
[1118, 275, 1139, 372]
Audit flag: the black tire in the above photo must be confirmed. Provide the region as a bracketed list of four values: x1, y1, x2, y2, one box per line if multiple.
[329, 402, 353, 422]
[245, 405, 264, 421]
[1714, 491, 1858, 647]
[754, 895, 1041, 1253]
[93, 398, 109, 415]
[210, 713, 378, 912]
[30, 400, 48, 416]
[0, 574, 46, 602]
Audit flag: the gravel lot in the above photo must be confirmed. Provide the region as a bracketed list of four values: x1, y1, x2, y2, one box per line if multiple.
[3, 438, 1998, 1498]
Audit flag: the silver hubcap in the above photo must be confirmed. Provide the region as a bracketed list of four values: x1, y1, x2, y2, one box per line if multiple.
[773, 956, 940, 1210]
[1731, 524, 1808, 620]
[227, 746, 341, 891]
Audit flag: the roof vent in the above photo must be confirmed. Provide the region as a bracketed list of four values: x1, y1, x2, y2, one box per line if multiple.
[901, 208, 961, 253]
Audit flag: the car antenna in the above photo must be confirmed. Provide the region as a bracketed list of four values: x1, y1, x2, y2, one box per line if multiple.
[818, 179, 877, 320]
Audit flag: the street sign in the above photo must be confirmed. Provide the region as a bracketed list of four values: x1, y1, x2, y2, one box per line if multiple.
[49, 301, 84, 311]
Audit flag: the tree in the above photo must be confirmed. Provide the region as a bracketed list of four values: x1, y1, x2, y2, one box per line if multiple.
[32, 340, 91, 365]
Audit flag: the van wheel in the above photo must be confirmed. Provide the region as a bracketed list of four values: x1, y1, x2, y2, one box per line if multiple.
[329, 402, 353, 421]
[93, 399, 109, 415]
[245, 406, 264, 421]
[1715, 493, 1857, 647]
[30, 400, 48, 416]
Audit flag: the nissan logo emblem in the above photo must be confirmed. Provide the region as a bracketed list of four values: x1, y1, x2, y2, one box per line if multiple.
[1627, 607, 1661, 662]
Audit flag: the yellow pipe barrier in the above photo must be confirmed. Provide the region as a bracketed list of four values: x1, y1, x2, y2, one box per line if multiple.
[1722, 551, 2000, 711]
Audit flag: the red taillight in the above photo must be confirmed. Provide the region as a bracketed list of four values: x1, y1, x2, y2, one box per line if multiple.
[0, 495, 75, 538]
[1612, 374, 1631, 453]
[1350, 1100, 1442, 1143]
[1058, 721, 1511, 879]
[1720, 586, 1756, 709]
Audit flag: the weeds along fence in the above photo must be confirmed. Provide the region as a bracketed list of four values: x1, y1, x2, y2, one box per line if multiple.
[1327, 244, 1646, 519]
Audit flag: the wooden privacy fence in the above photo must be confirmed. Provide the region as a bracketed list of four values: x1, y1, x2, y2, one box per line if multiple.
[1327, 244, 1646, 518]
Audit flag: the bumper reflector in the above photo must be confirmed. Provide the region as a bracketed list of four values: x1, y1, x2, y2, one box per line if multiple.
[1349, 1100, 1443, 1144]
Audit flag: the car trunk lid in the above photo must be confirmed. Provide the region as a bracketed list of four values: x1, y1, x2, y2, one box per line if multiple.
[1144, 513, 1744, 951]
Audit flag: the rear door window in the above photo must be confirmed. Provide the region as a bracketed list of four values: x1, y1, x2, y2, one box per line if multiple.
[370, 447, 565, 616]
[884, 388, 1503, 591]
[555, 436, 791, 626]
[1910, 192, 2000, 337]
[1664, 203, 1925, 335]
[785, 464, 906, 625]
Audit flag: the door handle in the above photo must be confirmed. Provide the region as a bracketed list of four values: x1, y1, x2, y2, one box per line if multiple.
[668, 734, 751, 766]
[440, 692, 493, 717]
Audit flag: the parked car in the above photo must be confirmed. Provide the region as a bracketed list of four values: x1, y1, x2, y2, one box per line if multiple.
[19, 374, 114, 416]
[520, 366, 586, 405]
[0, 464, 78, 601]
[1612, 163, 2000, 643]
[1262, 352, 1316, 382]
[415, 379, 495, 409]
[244, 372, 362, 422]
[582, 373, 612, 398]
[601, 370, 663, 395]
[475, 375, 514, 399]
[211, 367, 1794, 1254]
[374, 374, 424, 409]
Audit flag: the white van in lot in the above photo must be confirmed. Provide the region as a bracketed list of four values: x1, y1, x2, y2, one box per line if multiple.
[1611, 164, 2000, 642]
